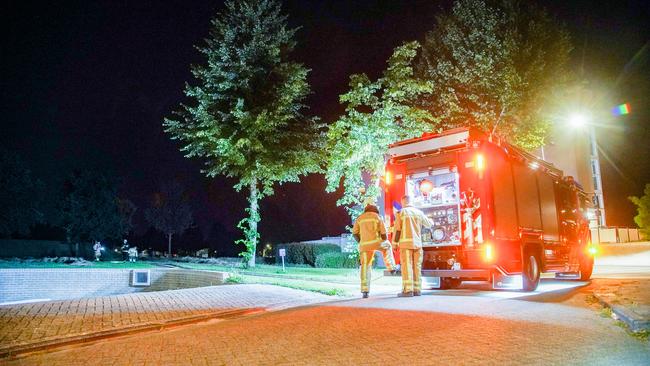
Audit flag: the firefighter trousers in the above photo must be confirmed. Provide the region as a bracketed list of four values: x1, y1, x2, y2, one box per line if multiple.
[360, 246, 396, 293]
[400, 248, 423, 293]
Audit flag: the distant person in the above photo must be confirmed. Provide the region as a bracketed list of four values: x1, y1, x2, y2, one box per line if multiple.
[128, 246, 138, 262]
[93, 241, 102, 261]
[352, 201, 397, 298]
[394, 195, 433, 297]
[121, 239, 130, 261]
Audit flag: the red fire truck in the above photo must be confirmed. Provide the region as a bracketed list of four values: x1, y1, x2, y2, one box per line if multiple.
[383, 128, 596, 291]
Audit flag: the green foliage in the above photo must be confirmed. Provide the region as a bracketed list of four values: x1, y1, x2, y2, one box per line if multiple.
[417, 0, 573, 150]
[315, 251, 359, 269]
[58, 172, 132, 243]
[325, 41, 437, 215]
[629, 183, 650, 237]
[0, 150, 45, 238]
[278, 243, 341, 267]
[225, 274, 244, 284]
[163, 0, 322, 265]
[235, 205, 260, 266]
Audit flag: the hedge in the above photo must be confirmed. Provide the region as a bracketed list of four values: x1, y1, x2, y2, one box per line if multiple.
[276, 243, 341, 267]
[0, 239, 94, 259]
[315, 251, 359, 268]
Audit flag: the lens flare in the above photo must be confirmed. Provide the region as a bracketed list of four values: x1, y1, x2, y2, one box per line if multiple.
[611, 103, 631, 116]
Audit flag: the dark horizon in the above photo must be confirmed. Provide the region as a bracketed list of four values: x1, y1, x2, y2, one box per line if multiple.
[2, 0, 649, 254]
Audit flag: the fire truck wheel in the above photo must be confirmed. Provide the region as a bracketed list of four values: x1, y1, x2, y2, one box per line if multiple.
[522, 252, 541, 292]
[440, 278, 462, 290]
[579, 253, 594, 281]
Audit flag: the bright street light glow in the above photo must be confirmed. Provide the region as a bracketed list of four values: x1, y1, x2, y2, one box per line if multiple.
[568, 113, 588, 128]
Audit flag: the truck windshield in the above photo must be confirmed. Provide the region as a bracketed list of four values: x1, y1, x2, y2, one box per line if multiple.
[406, 169, 461, 246]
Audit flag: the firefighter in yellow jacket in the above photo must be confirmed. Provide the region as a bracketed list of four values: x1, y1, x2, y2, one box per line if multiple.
[394, 195, 433, 297]
[352, 202, 397, 298]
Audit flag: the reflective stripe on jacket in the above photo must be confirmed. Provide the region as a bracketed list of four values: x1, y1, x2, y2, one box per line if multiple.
[352, 211, 387, 248]
[394, 206, 433, 249]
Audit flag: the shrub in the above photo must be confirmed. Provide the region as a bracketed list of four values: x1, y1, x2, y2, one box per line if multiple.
[315, 251, 359, 268]
[277, 243, 341, 267]
[225, 274, 244, 284]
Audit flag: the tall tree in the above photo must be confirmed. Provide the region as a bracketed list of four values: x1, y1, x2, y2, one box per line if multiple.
[117, 198, 137, 236]
[0, 150, 45, 238]
[629, 184, 650, 238]
[164, 0, 322, 266]
[417, 0, 572, 149]
[325, 42, 436, 216]
[144, 181, 193, 258]
[59, 172, 131, 249]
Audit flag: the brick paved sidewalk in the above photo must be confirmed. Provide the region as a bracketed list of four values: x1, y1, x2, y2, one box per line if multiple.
[0, 284, 335, 356]
[592, 278, 650, 332]
[5, 303, 649, 365]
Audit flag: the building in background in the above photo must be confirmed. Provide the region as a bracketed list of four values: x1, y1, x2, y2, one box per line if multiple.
[538, 124, 605, 228]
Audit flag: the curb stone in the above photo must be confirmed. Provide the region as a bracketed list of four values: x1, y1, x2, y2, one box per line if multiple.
[593, 293, 650, 333]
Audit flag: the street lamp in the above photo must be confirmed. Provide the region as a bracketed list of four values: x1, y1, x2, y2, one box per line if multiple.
[568, 113, 588, 128]
[568, 112, 606, 227]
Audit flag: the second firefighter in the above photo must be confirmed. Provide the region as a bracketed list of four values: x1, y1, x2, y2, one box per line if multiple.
[394, 195, 433, 297]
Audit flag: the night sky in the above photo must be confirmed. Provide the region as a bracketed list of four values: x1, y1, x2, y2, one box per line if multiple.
[2, 1, 649, 254]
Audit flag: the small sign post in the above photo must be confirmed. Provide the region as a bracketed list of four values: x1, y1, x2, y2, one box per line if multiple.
[279, 248, 286, 272]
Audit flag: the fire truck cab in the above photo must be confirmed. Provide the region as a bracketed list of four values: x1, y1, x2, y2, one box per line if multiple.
[383, 128, 595, 291]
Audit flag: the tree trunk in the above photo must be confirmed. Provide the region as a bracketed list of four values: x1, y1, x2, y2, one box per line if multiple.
[248, 178, 259, 267]
[167, 233, 172, 258]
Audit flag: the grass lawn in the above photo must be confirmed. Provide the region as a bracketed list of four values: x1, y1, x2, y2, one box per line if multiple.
[0, 261, 157, 269]
[171, 262, 402, 296]
[228, 274, 351, 296]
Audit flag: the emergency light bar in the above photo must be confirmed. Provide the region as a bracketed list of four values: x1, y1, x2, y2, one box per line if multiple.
[388, 129, 469, 158]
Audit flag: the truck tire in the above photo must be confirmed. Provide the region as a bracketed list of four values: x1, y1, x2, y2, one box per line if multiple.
[522, 252, 540, 291]
[440, 278, 462, 289]
[579, 253, 594, 281]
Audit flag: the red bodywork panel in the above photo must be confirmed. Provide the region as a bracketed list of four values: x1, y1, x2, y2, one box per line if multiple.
[384, 128, 590, 275]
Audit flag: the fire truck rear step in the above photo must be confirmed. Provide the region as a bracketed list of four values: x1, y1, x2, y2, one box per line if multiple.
[384, 269, 490, 279]
[554, 272, 581, 280]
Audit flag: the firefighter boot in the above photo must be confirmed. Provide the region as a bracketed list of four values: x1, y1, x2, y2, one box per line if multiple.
[397, 291, 413, 297]
[362, 292, 369, 298]
[413, 290, 421, 296]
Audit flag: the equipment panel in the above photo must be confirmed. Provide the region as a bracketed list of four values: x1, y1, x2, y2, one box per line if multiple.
[406, 170, 461, 246]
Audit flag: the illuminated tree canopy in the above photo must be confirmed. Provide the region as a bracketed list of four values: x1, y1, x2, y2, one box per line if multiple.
[164, 0, 322, 266]
[417, 0, 573, 149]
[324, 42, 436, 215]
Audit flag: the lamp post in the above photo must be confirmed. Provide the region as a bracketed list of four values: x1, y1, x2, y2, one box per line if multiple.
[588, 126, 606, 226]
[568, 113, 606, 227]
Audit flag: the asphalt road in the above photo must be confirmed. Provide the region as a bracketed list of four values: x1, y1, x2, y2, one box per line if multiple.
[4, 244, 649, 365]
